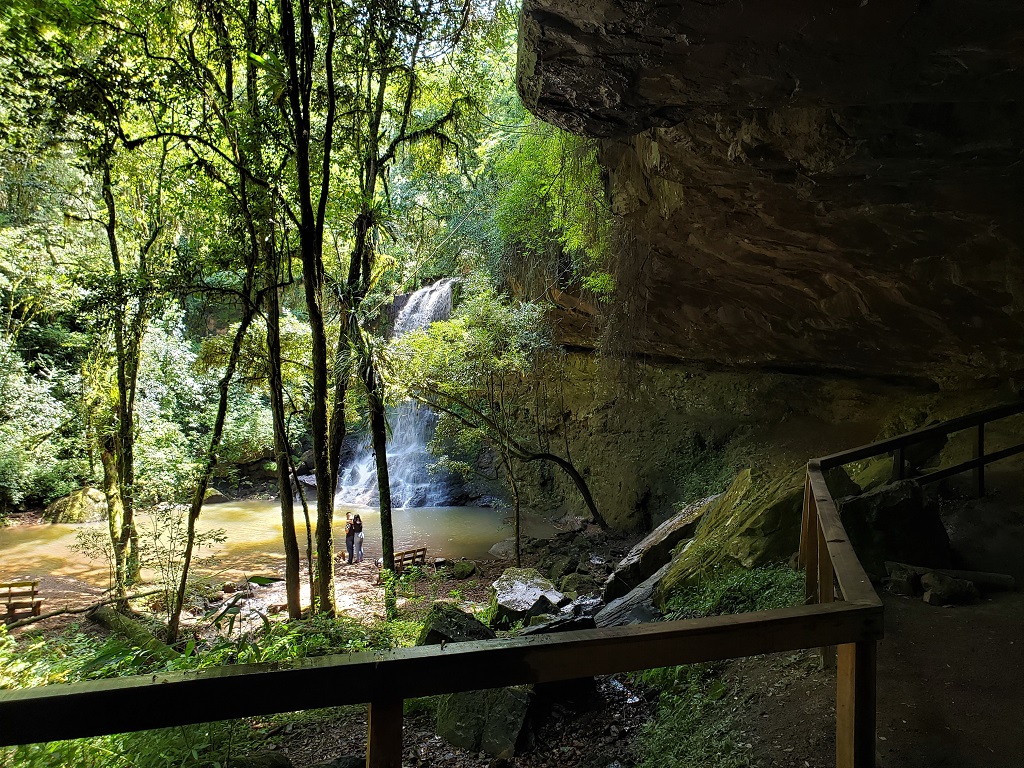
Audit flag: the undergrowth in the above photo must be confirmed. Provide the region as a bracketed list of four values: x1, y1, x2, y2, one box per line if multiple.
[0, 609, 424, 767]
[634, 564, 803, 768]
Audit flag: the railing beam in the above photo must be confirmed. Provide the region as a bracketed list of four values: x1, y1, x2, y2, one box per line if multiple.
[836, 640, 877, 768]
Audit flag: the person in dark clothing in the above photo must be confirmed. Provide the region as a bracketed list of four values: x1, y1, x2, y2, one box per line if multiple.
[344, 513, 355, 565]
[353, 514, 364, 563]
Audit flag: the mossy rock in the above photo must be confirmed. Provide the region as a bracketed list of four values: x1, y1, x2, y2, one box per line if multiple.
[655, 467, 804, 607]
[847, 456, 896, 494]
[43, 487, 107, 523]
[560, 571, 600, 597]
[547, 555, 578, 582]
[451, 560, 477, 579]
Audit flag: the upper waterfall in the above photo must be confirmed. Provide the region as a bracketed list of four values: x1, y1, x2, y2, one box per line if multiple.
[336, 278, 458, 508]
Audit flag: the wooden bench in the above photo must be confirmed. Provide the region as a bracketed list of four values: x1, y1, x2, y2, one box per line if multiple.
[2, 581, 44, 618]
[376, 547, 428, 580]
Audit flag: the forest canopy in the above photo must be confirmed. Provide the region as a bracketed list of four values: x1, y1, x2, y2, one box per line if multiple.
[0, 0, 614, 624]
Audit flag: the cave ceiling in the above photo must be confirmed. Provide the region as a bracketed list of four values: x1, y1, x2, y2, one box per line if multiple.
[517, 0, 1024, 386]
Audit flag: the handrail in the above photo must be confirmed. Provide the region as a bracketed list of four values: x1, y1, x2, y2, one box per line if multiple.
[0, 600, 881, 747]
[816, 400, 1024, 470]
[7, 401, 1015, 767]
[799, 399, 1022, 767]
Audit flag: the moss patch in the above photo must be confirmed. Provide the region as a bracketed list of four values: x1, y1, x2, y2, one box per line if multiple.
[655, 467, 804, 606]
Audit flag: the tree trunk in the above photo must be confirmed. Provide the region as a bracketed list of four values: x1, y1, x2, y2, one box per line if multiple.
[363, 358, 396, 616]
[522, 450, 606, 529]
[100, 442, 127, 604]
[267, 277, 302, 619]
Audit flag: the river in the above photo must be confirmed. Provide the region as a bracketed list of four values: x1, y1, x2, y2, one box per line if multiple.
[0, 500, 556, 587]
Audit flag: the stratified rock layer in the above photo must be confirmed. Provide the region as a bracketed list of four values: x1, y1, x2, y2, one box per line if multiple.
[518, 1, 1024, 385]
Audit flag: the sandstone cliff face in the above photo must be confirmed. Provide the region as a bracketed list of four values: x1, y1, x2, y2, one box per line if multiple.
[518, 1, 1024, 385]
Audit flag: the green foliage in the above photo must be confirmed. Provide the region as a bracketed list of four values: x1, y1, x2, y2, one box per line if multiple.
[0, 338, 85, 514]
[670, 431, 736, 509]
[635, 664, 750, 768]
[142, 505, 227, 626]
[633, 565, 803, 767]
[663, 564, 803, 621]
[490, 119, 613, 293]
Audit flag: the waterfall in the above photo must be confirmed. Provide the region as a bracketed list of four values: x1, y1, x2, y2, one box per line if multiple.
[336, 278, 458, 508]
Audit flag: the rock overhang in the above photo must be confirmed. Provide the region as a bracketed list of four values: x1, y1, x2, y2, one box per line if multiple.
[517, 0, 1024, 386]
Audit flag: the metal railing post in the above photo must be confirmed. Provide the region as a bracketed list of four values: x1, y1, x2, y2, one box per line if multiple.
[836, 640, 877, 768]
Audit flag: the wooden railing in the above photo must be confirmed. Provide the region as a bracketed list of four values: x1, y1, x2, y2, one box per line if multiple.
[800, 398, 1024, 766]
[3, 402, 1018, 767]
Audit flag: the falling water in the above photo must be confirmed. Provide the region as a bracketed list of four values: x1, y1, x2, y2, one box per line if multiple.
[336, 279, 458, 508]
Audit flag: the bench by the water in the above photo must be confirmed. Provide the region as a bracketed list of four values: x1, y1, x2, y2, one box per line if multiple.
[2, 580, 44, 618]
[376, 547, 428, 579]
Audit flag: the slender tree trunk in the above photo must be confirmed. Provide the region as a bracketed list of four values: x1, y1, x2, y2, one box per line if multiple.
[280, 0, 337, 615]
[267, 278, 302, 619]
[363, 358, 396, 616]
[507, 455, 521, 567]
[101, 160, 142, 588]
[167, 308, 257, 645]
[288, 450, 316, 611]
[521, 451, 605, 529]
[100, 441, 127, 604]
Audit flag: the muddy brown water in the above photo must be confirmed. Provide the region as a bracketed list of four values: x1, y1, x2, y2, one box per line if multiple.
[0, 500, 556, 587]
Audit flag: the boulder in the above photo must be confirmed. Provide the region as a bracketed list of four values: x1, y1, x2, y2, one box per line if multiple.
[520, 611, 596, 635]
[203, 487, 232, 504]
[656, 468, 804, 604]
[921, 572, 980, 606]
[603, 497, 710, 602]
[416, 602, 496, 646]
[547, 555, 578, 582]
[839, 480, 950, 579]
[560, 572, 601, 597]
[595, 562, 670, 628]
[451, 560, 477, 579]
[436, 686, 531, 758]
[488, 538, 516, 560]
[489, 568, 566, 629]
[43, 487, 107, 524]
[885, 563, 921, 597]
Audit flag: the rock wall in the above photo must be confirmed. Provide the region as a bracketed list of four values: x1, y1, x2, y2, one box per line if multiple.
[518, 0, 1024, 387]
[517, 355, 1005, 531]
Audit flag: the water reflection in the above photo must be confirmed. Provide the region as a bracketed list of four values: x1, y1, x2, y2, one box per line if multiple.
[0, 501, 555, 586]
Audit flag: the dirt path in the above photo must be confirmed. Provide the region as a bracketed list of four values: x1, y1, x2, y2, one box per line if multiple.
[875, 591, 1024, 768]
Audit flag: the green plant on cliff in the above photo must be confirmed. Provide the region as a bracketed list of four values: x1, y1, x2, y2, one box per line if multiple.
[670, 431, 736, 508]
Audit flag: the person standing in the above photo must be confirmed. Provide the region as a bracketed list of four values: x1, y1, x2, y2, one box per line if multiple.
[353, 514, 364, 563]
[344, 512, 355, 565]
